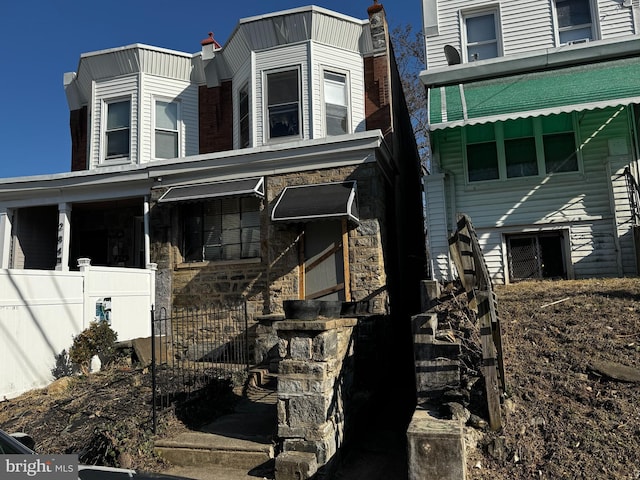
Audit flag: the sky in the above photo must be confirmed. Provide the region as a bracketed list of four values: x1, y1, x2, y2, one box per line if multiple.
[0, 0, 422, 179]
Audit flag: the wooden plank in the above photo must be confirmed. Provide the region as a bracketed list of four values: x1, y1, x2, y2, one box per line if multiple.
[342, 219, 351, 301]
[477, 290, 502, 431]
[299, 230, 305, 300]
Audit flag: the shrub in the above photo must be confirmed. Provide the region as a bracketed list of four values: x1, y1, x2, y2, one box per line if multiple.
[69, 321, 118, 374]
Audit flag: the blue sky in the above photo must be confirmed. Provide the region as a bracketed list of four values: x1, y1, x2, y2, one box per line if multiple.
[0, 1, 421, 179]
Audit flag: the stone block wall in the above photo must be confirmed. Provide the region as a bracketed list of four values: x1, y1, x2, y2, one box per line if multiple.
[275, 318, 357, 477]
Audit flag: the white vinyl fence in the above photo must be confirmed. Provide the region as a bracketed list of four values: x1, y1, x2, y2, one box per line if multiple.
[0, 260, 156, 399]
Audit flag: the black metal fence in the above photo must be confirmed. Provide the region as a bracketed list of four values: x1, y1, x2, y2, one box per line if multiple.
[151, 302, 249, 431]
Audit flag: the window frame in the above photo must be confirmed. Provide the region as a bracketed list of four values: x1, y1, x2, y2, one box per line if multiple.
[153, 98, 181, 160]
[321, 68, 351, 136]
[460, 7, 502, 62]
[463, 114, 581, 184]
[103, 97, 131, 163]
[238, 83, 251, 148]
[553, 0, 599, 45]
[264, 66, 302, 143]
[181, 196, 262, 264]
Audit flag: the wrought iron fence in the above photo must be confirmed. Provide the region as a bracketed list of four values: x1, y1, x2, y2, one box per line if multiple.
[151, 302, 249, 432]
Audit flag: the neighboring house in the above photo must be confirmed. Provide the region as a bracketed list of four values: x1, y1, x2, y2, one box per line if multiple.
[0, 4, 426, 337]
[421, 0, 640, 284]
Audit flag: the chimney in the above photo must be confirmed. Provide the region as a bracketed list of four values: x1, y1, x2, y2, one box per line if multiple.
[367, 0, 388, 54]
[201, 32, 221, 61]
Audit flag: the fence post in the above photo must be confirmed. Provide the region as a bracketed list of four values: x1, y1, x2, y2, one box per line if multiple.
[151, 306, 157, 434]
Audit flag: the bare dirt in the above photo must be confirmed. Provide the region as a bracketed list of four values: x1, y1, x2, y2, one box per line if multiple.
[1, 278, 639, 479]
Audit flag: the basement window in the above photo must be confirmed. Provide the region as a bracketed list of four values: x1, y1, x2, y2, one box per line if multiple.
[506, 232, 567, 282]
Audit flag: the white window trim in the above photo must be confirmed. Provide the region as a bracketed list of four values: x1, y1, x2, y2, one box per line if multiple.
[263, 65, 303, 144]
[238, 82, 251, 149]
[152, 97, 182, 160]
[101, 96, 132, 166]
[460, 6, 503, 63]
[462, 114, 583, 185]
[320, 67, 351, 137]
[552, 0, 600, 46]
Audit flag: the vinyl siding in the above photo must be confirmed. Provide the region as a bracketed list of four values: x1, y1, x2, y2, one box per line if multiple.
[424, 173, 452, 281]
[254, 43, 310, 145]
[90, 75, 139, 169]
[138, 74, 198, 163]
[309, 43, 365, 138]
[431, 106, 637, 282]
[425, 0, 636, 69]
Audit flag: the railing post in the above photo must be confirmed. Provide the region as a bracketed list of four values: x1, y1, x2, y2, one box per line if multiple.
[151, 306, 157, 434]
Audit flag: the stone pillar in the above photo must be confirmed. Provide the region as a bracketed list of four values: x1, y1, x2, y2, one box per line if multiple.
[274, 318, 357, 480]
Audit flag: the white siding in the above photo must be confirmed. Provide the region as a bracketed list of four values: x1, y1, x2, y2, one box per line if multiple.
[424, 173, 452, 281]
[425, 0, 636, 69]
[90, 75, 139, 169]
[310, 43, 365, 138]
[254, 43, 310, 145]
[138, 74, 199, 163]
[433, 106, 637, 282]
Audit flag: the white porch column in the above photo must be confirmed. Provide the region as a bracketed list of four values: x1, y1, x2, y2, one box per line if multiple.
[56, 203, 72, 271]
[0, 208, 13, 269]
[143, 196, 151, 268]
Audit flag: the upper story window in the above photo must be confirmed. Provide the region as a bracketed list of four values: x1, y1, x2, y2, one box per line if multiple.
[323, 70, 349, 136]
[465, 114, 579, 183]
[239, 84, 250, 148]
[555, 0, 595, 44]
[105, 100, 130, 160]
[266, 68, 301, 141]
[463, 10, 500, 61]
[155, 100, 179, 159]
[182, 196, 261, 262]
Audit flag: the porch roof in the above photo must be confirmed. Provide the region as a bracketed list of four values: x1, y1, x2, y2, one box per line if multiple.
[271, 181, 359, 223]
[428, 56, 640, 130]
[157, 177, 264, 203]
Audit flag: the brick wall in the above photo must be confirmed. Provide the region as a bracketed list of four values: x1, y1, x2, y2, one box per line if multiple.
[198, 82, 234, 153]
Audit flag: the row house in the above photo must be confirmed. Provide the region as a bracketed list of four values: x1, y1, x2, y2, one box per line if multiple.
[421, 0, 640, 283]
[0, 4, 426, 333]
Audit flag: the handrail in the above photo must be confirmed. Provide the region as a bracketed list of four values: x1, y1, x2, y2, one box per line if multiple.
[623, 167, 640, 226]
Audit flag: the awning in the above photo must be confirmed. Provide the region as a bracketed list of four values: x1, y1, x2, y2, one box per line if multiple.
[157, 177, 264, 203]
[428, 56, 640, 130]
[271, 181, 359, 223]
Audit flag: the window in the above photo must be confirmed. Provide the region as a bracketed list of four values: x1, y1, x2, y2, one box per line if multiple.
[555, 0, 595, 44]
[182, 197, 261, 262]
[267, 69, 300, 140]
[323, 71, 349, 136]
[239, 84, 250, 148]
[105, 100, 130, 159]
[465, 114, 579, 182]
[507, 232, 567, 281]
[155, 100, 179, 159]
[463, 11, 500, 61]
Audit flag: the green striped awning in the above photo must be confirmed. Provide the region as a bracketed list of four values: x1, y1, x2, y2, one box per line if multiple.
[428, 56, 640, 130]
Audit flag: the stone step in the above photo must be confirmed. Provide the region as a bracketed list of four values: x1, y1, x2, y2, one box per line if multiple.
[155, 430, 275, 470]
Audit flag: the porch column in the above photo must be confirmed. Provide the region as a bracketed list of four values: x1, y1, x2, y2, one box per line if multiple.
[0, 207, 13, 269]
[56, 203, 72, 271]
[143, 195, 151, 268]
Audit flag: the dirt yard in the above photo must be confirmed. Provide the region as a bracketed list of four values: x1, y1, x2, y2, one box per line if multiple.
[1, 278, 639, 479]
[467, 278, 640, 480]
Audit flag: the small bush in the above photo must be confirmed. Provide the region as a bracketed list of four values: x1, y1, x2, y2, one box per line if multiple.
[51, 349, 76, 379]
[69, 322, 118, 374]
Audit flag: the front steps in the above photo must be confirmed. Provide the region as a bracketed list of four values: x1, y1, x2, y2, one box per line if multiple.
[155, 370, 277, 478]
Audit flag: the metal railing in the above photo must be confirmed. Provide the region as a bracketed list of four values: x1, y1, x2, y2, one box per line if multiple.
[623, 166, 640, 226]
[151, 302, 249, 431]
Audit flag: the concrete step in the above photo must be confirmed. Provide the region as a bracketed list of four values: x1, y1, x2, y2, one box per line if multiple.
[164, 464, 274, 480]
[155, 384, 277, 473]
